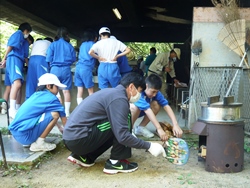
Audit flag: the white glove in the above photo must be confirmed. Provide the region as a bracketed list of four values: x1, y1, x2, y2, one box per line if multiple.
[148, 142, 166, 157]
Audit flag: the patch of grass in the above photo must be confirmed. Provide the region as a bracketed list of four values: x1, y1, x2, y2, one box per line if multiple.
[244, 140, 250, 153]
[177, 173, 196, 185]
[244, 136, 250, 153]
[0, 127, 10, 135]
[0, 147, 61, 177]
[185, 138, 198, 149]
[0, 163, 32, 177]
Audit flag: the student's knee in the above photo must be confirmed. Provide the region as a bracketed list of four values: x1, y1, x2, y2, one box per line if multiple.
[150, 101, 161, 112]
[130, 103, 140, 115]
[51, 112, 60, 121]
[63, 90, 70, 95]
[13, 79, 22, 89]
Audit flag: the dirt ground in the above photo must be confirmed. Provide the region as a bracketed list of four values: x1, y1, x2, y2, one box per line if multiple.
[1, 137, 250, 188]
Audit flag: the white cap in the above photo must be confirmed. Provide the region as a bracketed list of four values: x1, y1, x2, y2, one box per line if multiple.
[173, 48, 181, 59]
[38, 73, 66, 89]
[99, 27, 111, 35]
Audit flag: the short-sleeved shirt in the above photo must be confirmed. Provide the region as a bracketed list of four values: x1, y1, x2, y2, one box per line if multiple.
[90, 38, 127, 63]
[117, 51, 132, 74]
[31, 40, 51, 57]
[7, 30, 27, 61]
[134, 90, 169, 111]
[77, 41, 95, 68]
[9, 90, 66, 134]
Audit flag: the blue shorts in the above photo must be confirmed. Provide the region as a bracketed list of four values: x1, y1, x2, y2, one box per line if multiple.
[50, 66, 72, 90]
[74, 66, 94, 88]
[139, 111, 146, 118]
[4, 72, 11, 86]
[98, 63, 121, 89]
[5, 56, 24, 85]
[26, 55, 49, 99]
[12, 112, 53, 145]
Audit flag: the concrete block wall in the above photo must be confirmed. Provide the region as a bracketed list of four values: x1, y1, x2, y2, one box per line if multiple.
[191, 7, 250, 67]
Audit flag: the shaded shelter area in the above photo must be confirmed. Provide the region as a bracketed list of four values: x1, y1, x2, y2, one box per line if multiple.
[0, 0, 230, 42]
[1, 0, 250, 170]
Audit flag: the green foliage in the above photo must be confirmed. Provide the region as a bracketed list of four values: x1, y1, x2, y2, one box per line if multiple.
[0, 20, 176, 61]
[0, 20, 17, 59]
[244, 143, 250, 152]
[0, 163, 32, 177]
[125, 42, 174, 60]
[0, 127, 9, 135]
[177, 173, 196, 185]
[0, 20, 44, 59]
[0, 20, 77, 59]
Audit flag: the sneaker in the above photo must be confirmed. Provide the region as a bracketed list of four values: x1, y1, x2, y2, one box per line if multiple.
[1, 102, 7, 115]
[103, 159, 138, 174]
[30, 140, 56, 152]
[134, 125, 154, 138]
[67, 153, 95, 167]
[1, 108, 7, 115]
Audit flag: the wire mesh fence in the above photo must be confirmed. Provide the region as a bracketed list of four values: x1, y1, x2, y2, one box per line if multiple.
[188, 66, 243, 129]
[242, 69, 250, 135]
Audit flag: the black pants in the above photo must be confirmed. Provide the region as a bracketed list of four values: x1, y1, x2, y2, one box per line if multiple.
[64, 121, 131, 162]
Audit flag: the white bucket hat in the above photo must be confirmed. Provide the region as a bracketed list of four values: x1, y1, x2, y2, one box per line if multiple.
[38, 73, 66, 89]
[173, 48, 181, 59]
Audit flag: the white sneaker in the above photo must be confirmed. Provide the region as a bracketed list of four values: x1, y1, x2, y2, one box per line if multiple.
[1, 102, 7, 114]
[9, 108, 17, 119]
[30, 140, 56, 152]
[134, 126, 154, 138]
[1, 108, 7, 115]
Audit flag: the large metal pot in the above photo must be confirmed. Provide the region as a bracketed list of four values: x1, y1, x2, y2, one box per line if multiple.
[198, 96, 243, 123]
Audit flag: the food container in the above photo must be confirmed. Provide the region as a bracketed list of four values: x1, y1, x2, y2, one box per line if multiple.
[198, 96, 243, 123]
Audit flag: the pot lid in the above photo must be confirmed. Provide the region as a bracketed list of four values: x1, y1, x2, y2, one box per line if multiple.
[200, 96, 242, 107]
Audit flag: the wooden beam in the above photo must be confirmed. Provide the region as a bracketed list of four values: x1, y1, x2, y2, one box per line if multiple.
[147, 13, 192, 24]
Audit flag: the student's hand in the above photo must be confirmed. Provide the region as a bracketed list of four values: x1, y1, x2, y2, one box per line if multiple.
[112, 56, 118, 61]
[98, 56, 107, 62]
[56, 123, 64, 134]
[0, 60, 6, 68]
[172, 125, 183, 138]
[148, 142, 166, 157]
[58, 125, 64, 134]
[164, 67, 171, 72]
[156, 128, 168, 142]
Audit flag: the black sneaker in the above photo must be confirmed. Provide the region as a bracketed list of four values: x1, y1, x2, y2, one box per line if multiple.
[67, 153, 95, 167]
[103, 159, 138, 174]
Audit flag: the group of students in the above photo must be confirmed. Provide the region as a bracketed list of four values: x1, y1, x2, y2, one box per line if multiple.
[0, 22, 76, 119]
[0, 23, 183, 174]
